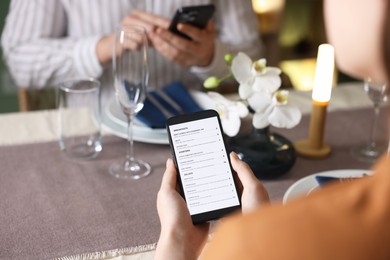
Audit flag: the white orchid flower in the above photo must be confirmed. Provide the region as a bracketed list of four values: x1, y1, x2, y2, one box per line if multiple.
[207, 92, 249, 137]
[252, 90, 301, 129]
[203, 52, 301, 135]
[247, 91, 272, 113]
[231, 52, 282, 99]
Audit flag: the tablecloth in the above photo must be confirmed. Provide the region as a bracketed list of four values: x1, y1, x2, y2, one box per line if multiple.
[0, 82, 388, 260]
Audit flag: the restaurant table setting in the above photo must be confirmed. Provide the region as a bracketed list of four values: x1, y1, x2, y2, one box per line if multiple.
[0, 81, 388, 260]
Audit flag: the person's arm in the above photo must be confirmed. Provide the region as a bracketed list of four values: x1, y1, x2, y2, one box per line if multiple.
[189, 0, 263, 80]
[203, 156, 390, 259]
[155, 152, 269, 260]
[123, 9, 216, 69]
[1, 0, 103, 88]
[126, 1, 262, 82]
[155, 158, 210, 260]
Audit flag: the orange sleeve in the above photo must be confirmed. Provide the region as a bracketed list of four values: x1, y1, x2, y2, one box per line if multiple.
[203, 157, 390, 260]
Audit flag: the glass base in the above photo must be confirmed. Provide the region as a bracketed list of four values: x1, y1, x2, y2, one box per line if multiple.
[63, 142, 102, 160]
[351, 145, 384, 163]
[109, 159, 151, 180]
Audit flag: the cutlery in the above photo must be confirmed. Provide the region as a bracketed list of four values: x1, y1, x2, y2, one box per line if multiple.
[147, 94, 175, 119]
[155, 89, 184, 114]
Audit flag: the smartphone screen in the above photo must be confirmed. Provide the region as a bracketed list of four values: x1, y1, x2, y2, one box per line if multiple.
[167, 110, 241, 223]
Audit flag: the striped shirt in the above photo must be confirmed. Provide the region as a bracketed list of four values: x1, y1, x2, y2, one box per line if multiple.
[1, 0, 262, 104]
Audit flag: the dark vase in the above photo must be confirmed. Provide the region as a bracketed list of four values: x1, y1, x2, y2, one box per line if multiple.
[227, 126, 296, 180]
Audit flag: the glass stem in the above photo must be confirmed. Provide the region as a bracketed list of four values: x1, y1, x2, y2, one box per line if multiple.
[126, 114, 135, 162]
[368, 105, 380, 148]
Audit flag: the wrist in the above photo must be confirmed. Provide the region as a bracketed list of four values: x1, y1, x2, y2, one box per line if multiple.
[155, 230, 199, 260]
[190, 40, 222, 75]
[96, 34, 115, 65]
[197, 53, 214, 67]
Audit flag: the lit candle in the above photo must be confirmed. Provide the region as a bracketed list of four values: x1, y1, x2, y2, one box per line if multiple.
[294, 44, 335, 159]
[312, 44, 335, 104]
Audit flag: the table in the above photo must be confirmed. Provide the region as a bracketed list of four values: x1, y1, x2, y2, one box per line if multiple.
[0, 82, 388, 260]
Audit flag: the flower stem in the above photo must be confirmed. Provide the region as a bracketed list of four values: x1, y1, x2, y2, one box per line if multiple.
[218, 71, 233, 83]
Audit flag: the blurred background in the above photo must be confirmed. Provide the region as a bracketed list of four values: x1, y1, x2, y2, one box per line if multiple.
[0, 0, 17, 113]
[0, 0, 355, 113]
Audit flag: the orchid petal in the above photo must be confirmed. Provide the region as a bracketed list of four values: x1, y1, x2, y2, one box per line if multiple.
[252, 74, 281, 93]
[207, 91, 230, 106]
[221, 111, 241, 137]
[208, 91, 249, 117]
[238, 81, 253, 99]
[252, 110, 271, 129]
[265, 67, 282, 76]
[234, 102, 249, 118]
[268, 105, 302, 128]
[231, 52, 253, 84]
[207, 91, 248, 136]
[247, 92, 272, 113]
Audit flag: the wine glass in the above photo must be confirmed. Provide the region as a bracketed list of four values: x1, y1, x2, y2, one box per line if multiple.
[352, 79, 389, 162]
[109, 25, 151, 180]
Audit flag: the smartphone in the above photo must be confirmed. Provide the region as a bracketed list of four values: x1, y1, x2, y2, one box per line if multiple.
[168, 4, 216, 40]
[166, 109, 241, 224]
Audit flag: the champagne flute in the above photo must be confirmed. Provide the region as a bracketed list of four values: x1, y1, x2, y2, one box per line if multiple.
[352, 79, 389, 162]
[109, 25, 151, 179]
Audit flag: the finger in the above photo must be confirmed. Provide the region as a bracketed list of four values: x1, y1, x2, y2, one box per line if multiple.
[121, 15, 155, 32]
[160, 158, 177, 190]
[132, 10, 171, 29]
[177, 21, 215, 43]
[230, 153, 271, 209]
[152, 28, 198, 63]
[149, 31, 193, 66]
[122, 33, 145, 50]
[155, 28, 195, 52]
[230, 152, 258, 186]
[176, 23, 202, 42]
[149, 32, 180, 59]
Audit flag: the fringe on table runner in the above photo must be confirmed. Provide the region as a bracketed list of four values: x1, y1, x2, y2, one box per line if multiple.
[52, 243, 157, 260]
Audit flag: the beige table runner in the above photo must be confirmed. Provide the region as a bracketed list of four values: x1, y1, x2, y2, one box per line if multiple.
[0, 137, 168, 259]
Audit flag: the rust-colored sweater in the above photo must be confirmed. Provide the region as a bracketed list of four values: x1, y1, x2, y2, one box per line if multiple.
[203, 156, 390, 259]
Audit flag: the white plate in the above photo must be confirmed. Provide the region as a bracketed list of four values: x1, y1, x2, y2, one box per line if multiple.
[283, 169, 370, 204]
[106, 97, 168, 135]
[101, 90, 214, 145]
[101, 100, 168, 144]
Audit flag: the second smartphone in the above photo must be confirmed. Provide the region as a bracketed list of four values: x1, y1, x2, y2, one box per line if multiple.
[168, 4, 215, 40]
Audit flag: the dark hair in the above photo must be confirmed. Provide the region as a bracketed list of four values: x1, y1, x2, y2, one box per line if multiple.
[383, 0, 390, 81]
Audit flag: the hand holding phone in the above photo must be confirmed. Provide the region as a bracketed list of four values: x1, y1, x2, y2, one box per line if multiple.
[166, 110, 241, 224]
[168, 4, 215, 40]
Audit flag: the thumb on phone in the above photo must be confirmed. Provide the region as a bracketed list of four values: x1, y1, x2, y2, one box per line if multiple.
[230, 152, 270, 213]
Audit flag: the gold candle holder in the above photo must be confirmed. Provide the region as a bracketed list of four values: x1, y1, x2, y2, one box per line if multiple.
[295, 101, 331, 158]
[294, 44, 335, 159]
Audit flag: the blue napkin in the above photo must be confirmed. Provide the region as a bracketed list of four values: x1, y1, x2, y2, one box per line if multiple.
[136, 81, 202, 128]
[315, 176, 362, 187]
